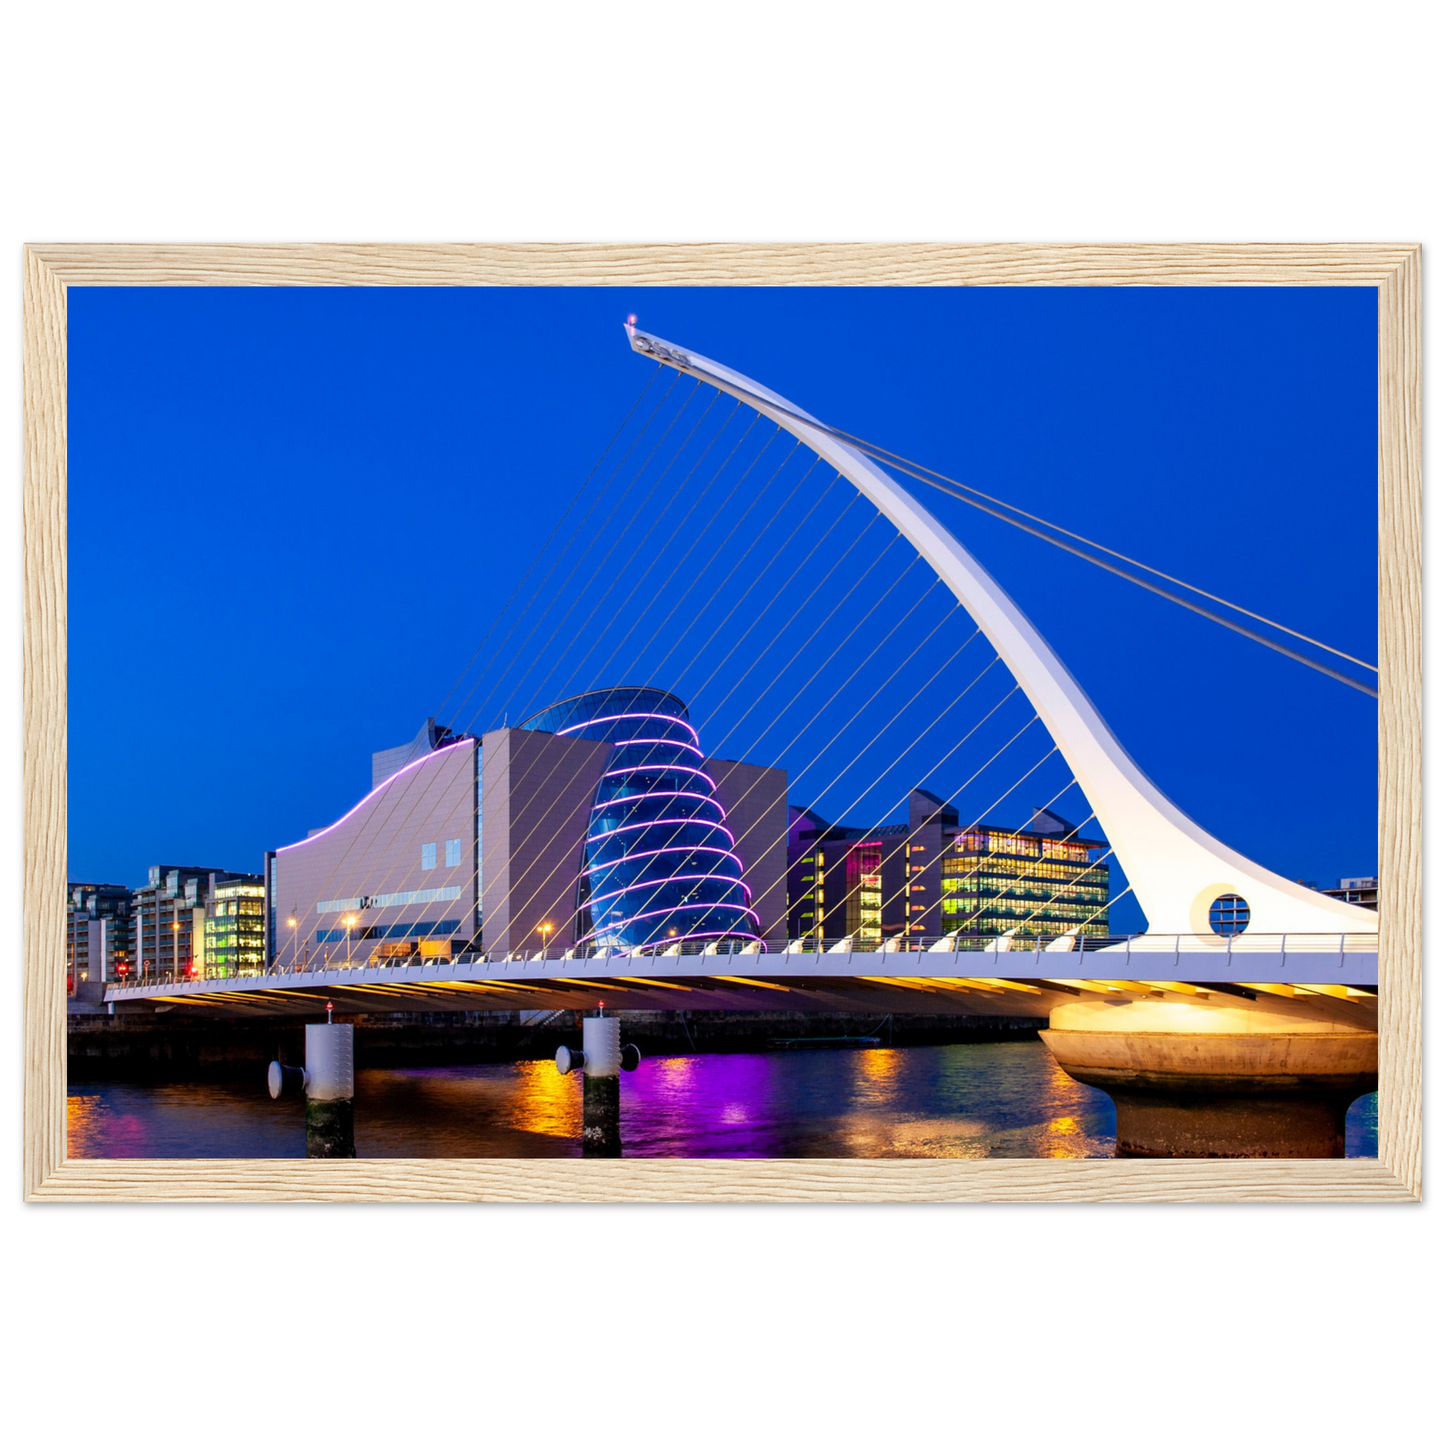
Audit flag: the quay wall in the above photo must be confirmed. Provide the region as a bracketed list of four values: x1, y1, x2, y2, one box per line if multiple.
[67, 1009, 1045, 1080]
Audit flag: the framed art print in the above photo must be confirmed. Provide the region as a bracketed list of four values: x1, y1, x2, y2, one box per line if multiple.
[23, 243, 1421, 1202]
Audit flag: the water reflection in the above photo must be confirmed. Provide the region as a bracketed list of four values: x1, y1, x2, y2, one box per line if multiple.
[65, 1041, 1382, 1162]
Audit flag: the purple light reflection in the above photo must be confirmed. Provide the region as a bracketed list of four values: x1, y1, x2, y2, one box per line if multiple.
[622, 1052, 785, 1158]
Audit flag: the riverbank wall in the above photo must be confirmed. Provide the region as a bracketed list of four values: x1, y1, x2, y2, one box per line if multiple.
[68, 1007, 1046, 1080]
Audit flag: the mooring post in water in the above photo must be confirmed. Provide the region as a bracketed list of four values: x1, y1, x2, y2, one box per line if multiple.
[556, 1007, 640, 1158]
[267, 1008, 356, 1158]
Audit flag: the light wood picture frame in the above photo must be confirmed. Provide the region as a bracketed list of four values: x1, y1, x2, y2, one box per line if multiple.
[23, 242, 1421, 1203]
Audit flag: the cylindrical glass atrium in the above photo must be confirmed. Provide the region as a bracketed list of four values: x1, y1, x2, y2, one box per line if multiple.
[521, 687, 760, 952]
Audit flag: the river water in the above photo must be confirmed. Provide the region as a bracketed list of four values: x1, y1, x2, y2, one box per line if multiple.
[67, 1040, 1380, 1160]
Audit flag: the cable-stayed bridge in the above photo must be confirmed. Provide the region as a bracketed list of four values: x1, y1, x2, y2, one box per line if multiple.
[106, 325, 1379, 1155]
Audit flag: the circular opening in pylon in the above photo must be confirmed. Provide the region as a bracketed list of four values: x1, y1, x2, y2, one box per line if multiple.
[1208, 893, 1250, 935]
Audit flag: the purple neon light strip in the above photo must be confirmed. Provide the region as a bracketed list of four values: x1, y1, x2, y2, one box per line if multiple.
[578, 904, 762, 946]
[596, 818, 738, 847]
[612, 738, 705, 758]
[582, 843, 741, 876]
[557, 711, 700, 742]
[591, 790, 726, 814]
[601, 764, 717, 785]
[585, 873, 753, 910]
[275, 739, 475, 852]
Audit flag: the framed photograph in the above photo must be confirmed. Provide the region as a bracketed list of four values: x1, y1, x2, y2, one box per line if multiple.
[24, 243, 1420, 1202]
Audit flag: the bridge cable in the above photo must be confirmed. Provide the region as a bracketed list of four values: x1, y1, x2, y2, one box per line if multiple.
[286, 375, 706, 966]
[815, 708, 1049, 949]
[708, 660, 1028, 948]
[466, 433, 867, 947]
[670, 359, 1378, 694]
[906, 774, 1090, 944]
[443, 368, 692, 740]
[481, 501, 906, 948]
[380, 395, 761, 952]
[589, 567, 965, 944]
[433, 362, 665, 722]
[464, 429, 828, 943]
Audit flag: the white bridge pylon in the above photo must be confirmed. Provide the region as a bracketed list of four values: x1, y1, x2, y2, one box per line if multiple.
[626, 324, 1375, 940]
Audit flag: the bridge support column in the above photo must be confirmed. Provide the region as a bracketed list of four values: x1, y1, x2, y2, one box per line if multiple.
[557, 1013, 641, 1158]
[1040, 997, 1376, 1158]
[303, 1021, 356, 1159]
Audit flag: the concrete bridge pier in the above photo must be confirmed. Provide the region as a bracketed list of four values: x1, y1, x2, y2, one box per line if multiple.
[1040, 996, 1377, 1158]
[269, 1020, 356, 1158]
[303, 1021, 356, 1158]
[557, 1013, 641, 1158]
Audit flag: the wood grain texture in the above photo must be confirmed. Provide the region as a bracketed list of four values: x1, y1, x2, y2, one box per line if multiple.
[22, 242, 1423, 1203]
[27, 241, 1423, 289]
[28, 1158, 1419, 1204]
[1376, 249, 1423, 1199]
[23, 249, 67, 1201]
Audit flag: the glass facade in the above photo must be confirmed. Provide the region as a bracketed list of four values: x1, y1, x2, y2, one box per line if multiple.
[788, 800, 1110, 945]
[202, 879, 267, 975]
[522, 687, 760, 952]
[316, 885, 461, 914]
[845, 843, 884, 948]
[941, 831, 1110, 941]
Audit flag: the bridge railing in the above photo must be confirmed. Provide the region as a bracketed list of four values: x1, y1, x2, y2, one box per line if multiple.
[100, 930, 1379, 991]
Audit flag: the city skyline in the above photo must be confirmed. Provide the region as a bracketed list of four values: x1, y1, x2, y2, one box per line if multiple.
[69, 285, 1377, 927]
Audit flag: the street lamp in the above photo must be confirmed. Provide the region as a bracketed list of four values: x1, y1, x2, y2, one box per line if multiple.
[171, 919, 180, 980]
[343, 914, 357, 967]
[287, 916, 298, 972]
[538, 922, 553, 955]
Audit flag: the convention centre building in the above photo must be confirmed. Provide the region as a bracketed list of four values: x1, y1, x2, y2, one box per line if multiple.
[267, 688, 789, 966]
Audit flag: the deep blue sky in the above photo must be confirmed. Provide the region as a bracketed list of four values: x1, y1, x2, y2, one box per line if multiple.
[69, 286, 1377, 932]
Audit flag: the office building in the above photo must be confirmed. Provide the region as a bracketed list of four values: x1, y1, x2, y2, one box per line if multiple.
[200, 874, 267, 975]
[66, 883, 132, 993]
[1320, 876, 1378, 910]
[130, 865, 255, 980]
[788, 793, 1110, 946]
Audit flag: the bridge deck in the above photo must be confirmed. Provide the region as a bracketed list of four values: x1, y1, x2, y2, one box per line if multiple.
[103, 940, 1378, 1021]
